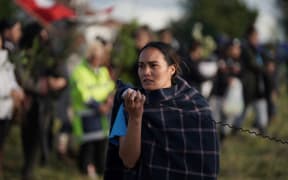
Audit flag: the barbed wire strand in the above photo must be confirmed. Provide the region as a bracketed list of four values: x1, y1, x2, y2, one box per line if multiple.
[213, 120, 288, 145]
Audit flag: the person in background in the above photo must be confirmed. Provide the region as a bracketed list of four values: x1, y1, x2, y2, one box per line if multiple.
[105, 42, 219, 180]
[132, 25, 154, 87]
[0, 32, 24, 177]
[70, 41, 115, 179]
[180, 41, 208, 91]
[263, 56, 277, 124]
[158, 28, 179, 50]
[54, 57, 73, 160]
[233, 25, 270, 134]
[210, 38, 244, 141]
[16, 22, 68, 180]
[55, 32, 87, 161]
[134, 25, 153, 54]
[0, 19, 22, 54]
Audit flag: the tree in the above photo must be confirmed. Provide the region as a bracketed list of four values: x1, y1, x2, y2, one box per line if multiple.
[0, 0, 18, 19]
[110, 20, 139, 84]
[171, 0, 257, 48]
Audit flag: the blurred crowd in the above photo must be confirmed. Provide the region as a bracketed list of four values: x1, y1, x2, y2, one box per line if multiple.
[0, 17, 287, 180]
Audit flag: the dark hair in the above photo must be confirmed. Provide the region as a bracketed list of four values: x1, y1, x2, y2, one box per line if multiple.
[226, 38, 241, 48]
[20, 22, 43, 49]
[189, 41, 202, 52]
[245, 25, 257, 38]
[0, 19, 20, 34]
[138, 41, 181, 77]
[158, 28, 171, 35]
[134, 25, 151, 38]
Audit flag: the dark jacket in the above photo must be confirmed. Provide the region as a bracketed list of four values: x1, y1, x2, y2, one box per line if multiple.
[211, 57, 242, 97]
[240, 42, 269, 104]
[180, 58, 208, 91]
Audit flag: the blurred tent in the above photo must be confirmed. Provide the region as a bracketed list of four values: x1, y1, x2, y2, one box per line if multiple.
[15, 0, 76, 25]
[13, 0, 123, 52]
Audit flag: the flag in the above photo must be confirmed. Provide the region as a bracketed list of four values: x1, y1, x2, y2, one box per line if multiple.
[100, 6, 114, 15]
[84, 6, 114, 16]
[15, 0, 76, 25]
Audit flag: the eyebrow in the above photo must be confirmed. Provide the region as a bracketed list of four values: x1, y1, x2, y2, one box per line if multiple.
[138, 60, 159, 64]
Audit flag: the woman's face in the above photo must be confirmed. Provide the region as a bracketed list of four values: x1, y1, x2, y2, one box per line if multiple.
[135, 30, 151, 49]
[229, 44, 241, 59]
[10, 22, 22, 44]
[190, 46, 202, 61]
[138, 47, 176, 91]
[248, 31, 259, 47]
[89, 47, 104, 68]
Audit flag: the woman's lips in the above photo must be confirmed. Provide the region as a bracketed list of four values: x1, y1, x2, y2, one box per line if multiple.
[142, 79, 153, 84]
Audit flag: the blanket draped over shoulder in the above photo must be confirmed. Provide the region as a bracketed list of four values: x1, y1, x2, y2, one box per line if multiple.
[105, 76, 219, 180]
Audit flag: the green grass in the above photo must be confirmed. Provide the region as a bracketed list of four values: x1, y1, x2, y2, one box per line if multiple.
[2, 125, 89, 180]
[2, 87, 288, 180]
[219, 86, 288, 180]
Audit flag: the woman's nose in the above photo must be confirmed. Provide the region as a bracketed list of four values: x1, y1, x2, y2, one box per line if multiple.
[142, 66, 151, 75]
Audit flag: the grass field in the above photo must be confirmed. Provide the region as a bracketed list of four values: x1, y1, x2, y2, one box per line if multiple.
[219, 85, 288, 180]
[2, 86, 288, 180]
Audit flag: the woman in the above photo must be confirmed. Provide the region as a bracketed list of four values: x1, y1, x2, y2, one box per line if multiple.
[105, 42, 219, 180]
[209, 38, 244, 141]
[16, 22, 68, 180]
[1, 19, 22, 54]
[0, 32, 24, 177]
[70, 41, 115, 178]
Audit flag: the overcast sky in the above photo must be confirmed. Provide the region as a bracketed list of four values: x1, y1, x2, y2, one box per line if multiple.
[243, 0, 284, 42]
[90, 0, 284, 43]
[90, 0, 183, 29]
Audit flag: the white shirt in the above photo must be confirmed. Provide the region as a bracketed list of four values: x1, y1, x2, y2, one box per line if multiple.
[0, 50, 21, 119]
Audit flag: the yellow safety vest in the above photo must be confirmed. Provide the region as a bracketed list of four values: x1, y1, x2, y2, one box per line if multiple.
[70, 59, 115, 140]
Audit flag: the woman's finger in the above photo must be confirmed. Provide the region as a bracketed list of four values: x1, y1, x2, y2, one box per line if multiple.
[127, 90, 136, 102]
[140, 95, 146, 104]
[134, 91, 141, 101]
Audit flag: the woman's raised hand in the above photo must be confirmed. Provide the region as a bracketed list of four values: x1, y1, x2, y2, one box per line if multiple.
[123, 89, 146, 124]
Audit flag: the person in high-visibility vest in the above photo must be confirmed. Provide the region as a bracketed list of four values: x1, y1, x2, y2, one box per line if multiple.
[70, 41, 115, 178]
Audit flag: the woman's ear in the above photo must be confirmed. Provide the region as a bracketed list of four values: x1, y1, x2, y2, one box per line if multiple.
[169, 64, 176, 76]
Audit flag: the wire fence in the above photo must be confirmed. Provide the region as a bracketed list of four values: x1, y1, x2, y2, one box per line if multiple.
[214, 120, 288, 145]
